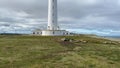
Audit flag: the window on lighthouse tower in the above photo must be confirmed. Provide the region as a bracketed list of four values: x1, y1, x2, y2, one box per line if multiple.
[52, 0, 54, 11]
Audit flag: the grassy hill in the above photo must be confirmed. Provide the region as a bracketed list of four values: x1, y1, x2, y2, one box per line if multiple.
[0, 35, 120, 68]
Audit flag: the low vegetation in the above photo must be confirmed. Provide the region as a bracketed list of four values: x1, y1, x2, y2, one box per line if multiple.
[0, 35, 120, 68]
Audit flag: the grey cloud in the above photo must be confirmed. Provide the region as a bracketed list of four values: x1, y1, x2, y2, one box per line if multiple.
[0, 0, 120, 35]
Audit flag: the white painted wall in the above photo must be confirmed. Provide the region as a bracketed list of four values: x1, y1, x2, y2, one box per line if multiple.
[42, 30, 69, 36]
[48, 0, 59, 30]
[33, 30, 69, 36]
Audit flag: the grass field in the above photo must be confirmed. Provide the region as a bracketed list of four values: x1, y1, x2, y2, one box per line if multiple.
[0, 35, 120, 68]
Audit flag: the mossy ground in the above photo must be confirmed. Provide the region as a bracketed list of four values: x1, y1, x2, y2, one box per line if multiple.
[0, 35, 120, 68]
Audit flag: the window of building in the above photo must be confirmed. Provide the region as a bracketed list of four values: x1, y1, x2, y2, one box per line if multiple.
[52, 13, 54, 16]
[57, 26, 60, 30]
[52, 27, 55, 30]
[53, 6, 54, 10]
[33, 32, 35, 34]
[52, 19, 54, 23]
[37, 32, 39, 34]
[48, 26, 50, 29]
[53, 31, 55, 34]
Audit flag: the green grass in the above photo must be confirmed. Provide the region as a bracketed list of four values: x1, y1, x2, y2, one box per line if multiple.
[0, 35, 120, 68]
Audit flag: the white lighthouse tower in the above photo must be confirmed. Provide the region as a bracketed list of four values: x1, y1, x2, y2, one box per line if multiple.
[33, 0, 69, 36]
[48, 0, 59, 30]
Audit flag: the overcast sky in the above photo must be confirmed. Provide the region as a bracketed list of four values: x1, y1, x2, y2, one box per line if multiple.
[0, 0, 120, 36]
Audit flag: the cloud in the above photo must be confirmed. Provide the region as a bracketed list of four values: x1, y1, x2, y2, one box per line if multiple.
[0, 0, 120, 36]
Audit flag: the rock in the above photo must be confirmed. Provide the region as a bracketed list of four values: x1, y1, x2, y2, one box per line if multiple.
[61, 38, 88, 43]
[103, 41, 107, 44]
[61, 38, 69, 41]
[61, 38, 75, 42]
[82, 41, 87, 43]
[109, 42, 113, 44]
[74, 40, 80, 43]
[74, 39, 88, 43]
[103, 41, 117, 44]
[69, 39, 74, 42]
[80, 40, 87, 43]
[112, 42, 118, 45]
